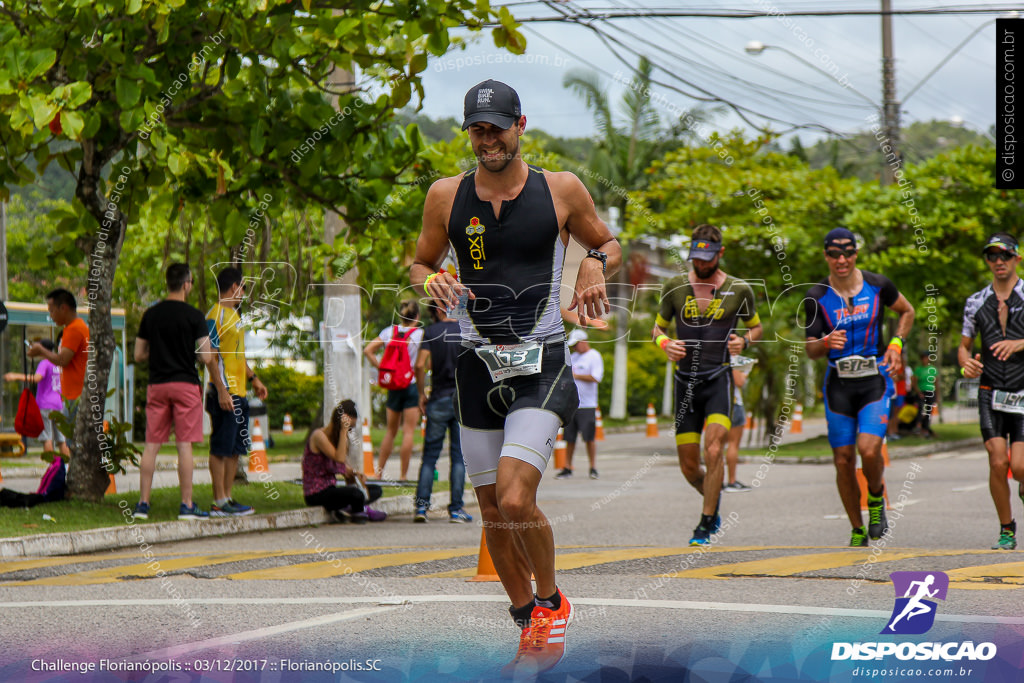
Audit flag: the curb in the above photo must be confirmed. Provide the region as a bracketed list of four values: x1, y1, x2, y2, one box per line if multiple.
[0, 490, 454, 559]
[746, 438, 980, 464]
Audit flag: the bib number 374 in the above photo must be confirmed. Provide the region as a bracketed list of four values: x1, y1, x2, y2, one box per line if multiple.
[475, 343, 543, 381]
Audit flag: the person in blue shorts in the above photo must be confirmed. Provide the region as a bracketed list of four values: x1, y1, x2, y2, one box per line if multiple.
[804, 228, 915, 547]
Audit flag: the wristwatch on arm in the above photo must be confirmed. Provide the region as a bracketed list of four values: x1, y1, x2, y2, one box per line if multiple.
[585, 249, 607, 274]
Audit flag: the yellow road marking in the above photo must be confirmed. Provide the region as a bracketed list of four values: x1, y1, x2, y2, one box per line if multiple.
[947, 561, 1024, 590]
[420, 546, 778, 579]
[4, 547, 418, 586]
[0, 552, 155, 574]
[656, 549, 996, 579]
[222, 549, 479, 581]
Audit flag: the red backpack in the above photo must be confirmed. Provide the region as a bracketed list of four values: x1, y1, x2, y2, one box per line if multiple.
[378, 326, 416, 390]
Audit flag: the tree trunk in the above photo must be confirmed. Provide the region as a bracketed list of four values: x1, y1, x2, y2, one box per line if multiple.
[67, 143, 128, 502]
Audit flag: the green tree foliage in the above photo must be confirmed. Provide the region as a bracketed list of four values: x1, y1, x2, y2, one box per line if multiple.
[0, 0, 523, 501]
[256, 364, 322, 430]
[627, 135, 1013, 428]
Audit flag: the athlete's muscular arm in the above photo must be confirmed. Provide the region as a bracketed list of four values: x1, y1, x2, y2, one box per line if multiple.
[547, 172, 622, 325]
[959, 335, 984, 379]
[883, 293, 915, 375]
[411, 176, 473, 310]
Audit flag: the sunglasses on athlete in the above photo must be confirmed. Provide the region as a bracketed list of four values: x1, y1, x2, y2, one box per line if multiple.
[825, 247, 857, 259]
[985, 250, 1017, 263]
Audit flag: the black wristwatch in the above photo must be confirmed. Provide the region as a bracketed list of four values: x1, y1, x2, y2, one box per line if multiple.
[585, 249, 608, 273]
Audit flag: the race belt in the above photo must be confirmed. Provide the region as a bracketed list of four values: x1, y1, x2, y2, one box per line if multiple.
[475, 342, 543, 381]
[992, 388, 1024, 415]
[834, 355, 879, 379]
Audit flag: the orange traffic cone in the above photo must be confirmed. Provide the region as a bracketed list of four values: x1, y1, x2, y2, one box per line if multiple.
[745, 413, 754, 430]
[362, 418, 375, 475]
[420, 414, 426, 439]
[105, 472, 116, 494]
[282, 413, 293, 436]
[467, 528, 500, 582]
[554, 428, 567, 471]
[595, 406, 605, 441]
[791, 404, 803, 434]
[248, 418, 269, 473]
[646, 403, 658, 437]
[856, 451, 890, 511]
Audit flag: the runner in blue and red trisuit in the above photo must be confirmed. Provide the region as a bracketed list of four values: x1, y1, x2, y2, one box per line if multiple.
[804, 228, 915, 547]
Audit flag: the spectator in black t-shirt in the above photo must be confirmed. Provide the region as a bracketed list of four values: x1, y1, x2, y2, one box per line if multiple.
[413, 303, 471, 523]
[133, 264, 216, 520]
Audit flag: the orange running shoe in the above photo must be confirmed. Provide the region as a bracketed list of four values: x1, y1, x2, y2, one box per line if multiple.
[500, 590, 574, 678]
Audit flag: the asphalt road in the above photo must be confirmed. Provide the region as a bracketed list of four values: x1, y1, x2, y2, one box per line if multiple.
[1, 426, 1022, 682]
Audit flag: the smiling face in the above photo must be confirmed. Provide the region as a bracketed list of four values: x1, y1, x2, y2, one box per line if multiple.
[467, 117, 525, 173]
[824, 239, 858, 278]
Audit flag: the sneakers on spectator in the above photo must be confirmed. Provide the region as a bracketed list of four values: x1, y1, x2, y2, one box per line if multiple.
[449, 508, 473, 523]
[500, 589, 573, 678]
[349, 509, 370, 524]
[178, 503, 209, 520]
[365, 506, 387, 522]
[133, 502, 150, 519]
[331, 509, 350, 523]
[554, 468, 572, 479]
[589, 468, 599, 480]
[210, 500, 254, 517]
[227, 499, 254, 516]
[724, 481, 752, 492]
[414, 506, 428, 523]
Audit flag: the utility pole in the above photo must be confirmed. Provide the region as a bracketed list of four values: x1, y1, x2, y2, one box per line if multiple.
[322, 64, 366, 429]
[880, 0, 900, 186]
[606, 207, 628, 420]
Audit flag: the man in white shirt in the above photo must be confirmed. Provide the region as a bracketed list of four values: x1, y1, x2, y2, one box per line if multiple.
[557, 329, 605, 479]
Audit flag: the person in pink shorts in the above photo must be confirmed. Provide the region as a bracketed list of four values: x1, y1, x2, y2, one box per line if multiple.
[133, 264, 216, 520]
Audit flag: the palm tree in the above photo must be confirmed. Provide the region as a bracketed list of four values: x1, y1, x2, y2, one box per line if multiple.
[564, 57, 718, 417]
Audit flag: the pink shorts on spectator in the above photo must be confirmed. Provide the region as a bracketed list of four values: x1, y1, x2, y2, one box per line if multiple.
[146, 382, 203, 443]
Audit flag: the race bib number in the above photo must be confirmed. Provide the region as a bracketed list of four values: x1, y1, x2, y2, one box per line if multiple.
[475, 342, 543, 381]
[992, 389, 1024, 415]
[835, 355, 879, 379]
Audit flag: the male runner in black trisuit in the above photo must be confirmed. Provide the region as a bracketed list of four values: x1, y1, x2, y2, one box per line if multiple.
[960, 232, 1024, 550]
[653, 224, 762, 546]
[411, 79, 621, 677]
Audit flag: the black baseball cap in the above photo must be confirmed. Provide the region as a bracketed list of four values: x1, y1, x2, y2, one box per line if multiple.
[824, 227, 857, 249]
[462, 80, 522, 130]
[983, 232, 1019, 255]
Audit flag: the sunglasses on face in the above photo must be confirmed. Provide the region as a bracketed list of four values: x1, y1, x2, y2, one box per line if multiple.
[826, 247, 857, 259]
[985, 250, 1017, 263]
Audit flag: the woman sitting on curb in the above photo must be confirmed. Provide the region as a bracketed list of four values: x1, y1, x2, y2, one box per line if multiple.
[302, 399, 385, 522]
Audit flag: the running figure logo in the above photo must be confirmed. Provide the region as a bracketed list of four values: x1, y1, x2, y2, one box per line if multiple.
[882, 571, 949, 635]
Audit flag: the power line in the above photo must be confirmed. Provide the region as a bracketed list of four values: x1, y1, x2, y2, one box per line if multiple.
[489, 5, 1020, 23]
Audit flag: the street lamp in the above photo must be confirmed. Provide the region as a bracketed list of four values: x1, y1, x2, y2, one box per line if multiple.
[743, 40, 879, 110]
